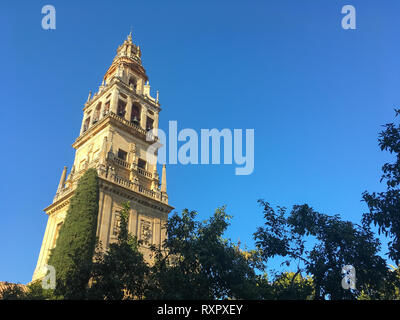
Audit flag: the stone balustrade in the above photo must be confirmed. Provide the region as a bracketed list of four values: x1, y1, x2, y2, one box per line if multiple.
[110, 173, 167, 204]
[112, 158, 153, 179]
[137, 167, 152, 178]
[77, 111, 157, 144]
[108, 112, 157, 141]
[53, 160, 167, 205]
[113, 157, 130, 169]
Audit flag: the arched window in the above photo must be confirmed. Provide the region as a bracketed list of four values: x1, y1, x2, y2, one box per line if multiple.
[146, 116, 154, 131]
[138, 158, 146, 169]
[93, 103, 101, 124]
[131, 103, 141, 125]
[129, 76, 137, 90]
[103, 101, 110, 116]
[117, 99, 127, 118]
[83, 116, 91, 132]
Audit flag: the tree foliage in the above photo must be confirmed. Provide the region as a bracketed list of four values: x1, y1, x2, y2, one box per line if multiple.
[254, 201, 389, 300]
[0, 283, 27, 300]
[48, 168, 99, 299]
[253, 272, 314, 300]
[359, 265, 400, 300]
[363, 109, 400, 264]
[270, 272, 314, 300]
[0, 281, 51, 300]
[147, 207, 259, 299]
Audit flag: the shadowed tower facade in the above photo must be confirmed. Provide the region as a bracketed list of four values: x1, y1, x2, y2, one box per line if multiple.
[32, 34, 173, 281]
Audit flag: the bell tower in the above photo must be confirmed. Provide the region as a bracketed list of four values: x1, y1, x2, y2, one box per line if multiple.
[32, 33, 173, 281]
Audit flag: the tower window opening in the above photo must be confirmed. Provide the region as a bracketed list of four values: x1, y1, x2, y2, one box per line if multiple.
[129, 77, 137, 90]
[117, 100, 127, 118]
[93, 103, 101, 124]
[103, 101, 110, 116]
[138, 158, 146, 170]
[131, 103, 141, 125]
[83, 116, 91, 132]
[117, 149, 127, 161]
[146, 117, 154, 131]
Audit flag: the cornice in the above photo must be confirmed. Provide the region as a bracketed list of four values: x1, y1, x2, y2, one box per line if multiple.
[99, 177, 174, 214]
[44, 190, 74, 215]
[42, 171, 173, 216]
[72, 112, 158, 150]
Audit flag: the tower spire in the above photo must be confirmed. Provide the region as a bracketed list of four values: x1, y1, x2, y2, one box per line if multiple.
[161, 164, 167, 193]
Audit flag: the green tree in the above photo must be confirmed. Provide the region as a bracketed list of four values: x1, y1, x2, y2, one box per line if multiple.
[362, 109, 400, 264]
[0, 281, 51, 300]
[254, 201, 388, 300]
[270, 272, 314, 300]
[253, 272, 314, 300]
[48, 168, 99, 299]
[0, 283, 26, 300]
[147, 207, 259, 299]
[24, 281, 52, 300]
[359, 265, 400, 300]
[87, 202, 149, 300]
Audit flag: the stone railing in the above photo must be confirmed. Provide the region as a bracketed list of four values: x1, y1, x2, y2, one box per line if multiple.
[53, 185, 73, 202]
[138, 167, 152, 179]
[110, 173, 167, 204]
[53, 159, 100, 202]
[53, 161, 167, 205]
[113, 174, 134, 188]
[112, 158, 153, 179]
[108, 112, 157, 142]
[113, 157, 130, 169]
[77, 111, 157, 144]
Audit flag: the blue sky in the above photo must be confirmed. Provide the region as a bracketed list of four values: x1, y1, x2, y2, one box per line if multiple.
[1, 0, 399, 283]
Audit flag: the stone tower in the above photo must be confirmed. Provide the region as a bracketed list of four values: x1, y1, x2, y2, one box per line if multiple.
[32, 33, 173, 281]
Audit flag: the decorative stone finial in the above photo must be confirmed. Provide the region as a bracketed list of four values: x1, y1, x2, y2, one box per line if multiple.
[128, 27, 133, 42]
[56, 166, 68, 193]
[161, 164, 167, 193]
[86, 91, 92, 103]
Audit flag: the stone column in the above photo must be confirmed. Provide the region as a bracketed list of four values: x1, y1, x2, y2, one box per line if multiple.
[111, 88, 119, 114]
[153, 113, 159, 136]
[80, 115, 87, 135]
[161, 164, 167, 193]
[99, 102, 105, 120]
[99, 136, 108, 172]
[126, 95, 132, 122]
[140, 105, 147, 129]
